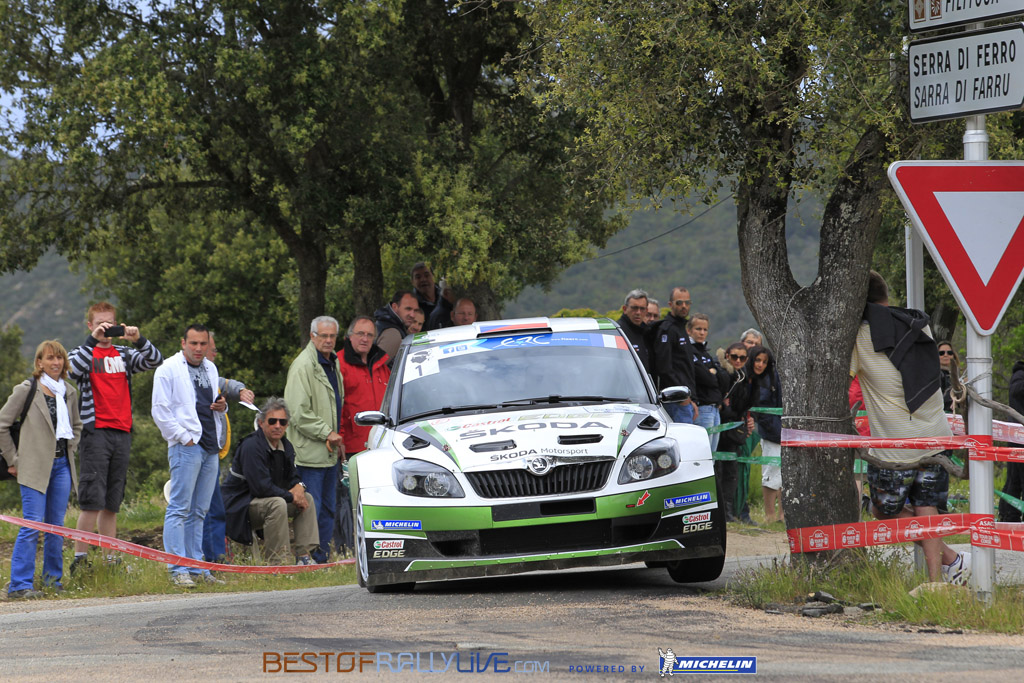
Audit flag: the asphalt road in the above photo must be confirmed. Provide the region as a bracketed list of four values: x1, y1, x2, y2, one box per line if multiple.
[2, 552, 1024, 681]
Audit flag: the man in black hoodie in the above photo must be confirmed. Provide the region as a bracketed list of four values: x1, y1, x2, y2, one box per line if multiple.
[618, 288, 653, 374]
[373, 291, 420, 360]
[1000, 361, 1024, 522]
[654, 286, 697, 423]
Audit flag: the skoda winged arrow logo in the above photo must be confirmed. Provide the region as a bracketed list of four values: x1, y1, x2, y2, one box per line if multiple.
[526, 456, 552, 476]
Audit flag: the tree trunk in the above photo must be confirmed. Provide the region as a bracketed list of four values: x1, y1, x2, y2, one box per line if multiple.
[738, 127, 889, 544]
[349, 225, 384, 317]
[293, 241, 328, 345]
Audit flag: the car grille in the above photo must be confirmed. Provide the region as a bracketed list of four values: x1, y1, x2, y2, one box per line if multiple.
[465, 461, 614, 498]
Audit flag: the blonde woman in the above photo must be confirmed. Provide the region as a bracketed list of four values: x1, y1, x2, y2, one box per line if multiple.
[0, 341, 82, 598]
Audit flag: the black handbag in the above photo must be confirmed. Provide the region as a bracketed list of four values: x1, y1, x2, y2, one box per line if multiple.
[0, 377, 39, 481]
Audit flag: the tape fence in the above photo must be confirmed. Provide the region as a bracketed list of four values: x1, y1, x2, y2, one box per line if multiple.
[0, 514, 355, 573]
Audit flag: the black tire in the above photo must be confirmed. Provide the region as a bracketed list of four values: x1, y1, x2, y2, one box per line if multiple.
[666, 476, 728, 583]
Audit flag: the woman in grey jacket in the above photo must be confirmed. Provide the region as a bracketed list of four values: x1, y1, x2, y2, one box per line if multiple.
[0, 340, 83, 599]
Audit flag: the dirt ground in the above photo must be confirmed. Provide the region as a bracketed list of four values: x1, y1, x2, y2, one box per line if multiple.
[727, 525, 791, 557]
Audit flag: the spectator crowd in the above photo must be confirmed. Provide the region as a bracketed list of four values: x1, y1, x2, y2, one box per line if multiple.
[0, 264, 989, 596]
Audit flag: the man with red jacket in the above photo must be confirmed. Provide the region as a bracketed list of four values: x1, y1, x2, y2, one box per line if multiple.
[339, 316, 391, 456]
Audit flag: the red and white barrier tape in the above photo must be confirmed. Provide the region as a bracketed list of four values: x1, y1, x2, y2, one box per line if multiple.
[780, 429, 976, 450]
[787, 513, 1024, 554]
[0, 514, 355, 573]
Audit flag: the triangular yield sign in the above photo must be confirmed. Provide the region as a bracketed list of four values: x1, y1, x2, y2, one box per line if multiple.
[887, 161, 1024, 335]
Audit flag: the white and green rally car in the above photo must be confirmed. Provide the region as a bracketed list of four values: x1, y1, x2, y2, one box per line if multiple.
[350, 317, 725, 592]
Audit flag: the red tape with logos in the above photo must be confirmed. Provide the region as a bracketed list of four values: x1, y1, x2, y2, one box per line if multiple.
[0, 514, 355, 573]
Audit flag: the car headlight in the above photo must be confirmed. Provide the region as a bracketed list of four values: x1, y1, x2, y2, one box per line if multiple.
[392, 459, 465, 498]
[618, 437, 680, 484]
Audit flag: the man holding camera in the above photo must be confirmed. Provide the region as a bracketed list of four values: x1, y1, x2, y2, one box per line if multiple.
[68, 302, 163, 571]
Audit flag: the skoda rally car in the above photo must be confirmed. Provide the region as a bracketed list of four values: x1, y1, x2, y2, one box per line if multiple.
[350, 318, 725, 592]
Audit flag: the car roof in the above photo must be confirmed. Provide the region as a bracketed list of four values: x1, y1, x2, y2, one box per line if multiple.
[408, 317, 619, 346]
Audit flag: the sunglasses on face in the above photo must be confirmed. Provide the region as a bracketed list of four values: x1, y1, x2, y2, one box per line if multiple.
[266, 418, 288, 426]
[938, 350, 954, 356]
[729, 354, 747, 361]
[673, 299, 691, 306]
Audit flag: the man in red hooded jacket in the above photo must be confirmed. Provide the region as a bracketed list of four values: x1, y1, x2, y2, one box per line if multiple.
[339, 316, 391, 456]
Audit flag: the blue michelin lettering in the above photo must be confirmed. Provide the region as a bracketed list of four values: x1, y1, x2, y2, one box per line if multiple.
[663, 492, 712, 509]
[371, 520, 422, 530]
[667, 656, 757, 674]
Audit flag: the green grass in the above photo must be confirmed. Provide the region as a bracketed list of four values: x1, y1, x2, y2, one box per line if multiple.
[729, 549, 1024, 633]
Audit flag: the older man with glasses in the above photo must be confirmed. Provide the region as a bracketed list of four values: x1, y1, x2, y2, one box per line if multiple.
[222, 397, 318, 566]
[284, 315, 345, 563]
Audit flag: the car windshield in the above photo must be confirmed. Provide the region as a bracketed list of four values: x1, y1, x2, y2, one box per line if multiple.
[397, 330, 652, 421]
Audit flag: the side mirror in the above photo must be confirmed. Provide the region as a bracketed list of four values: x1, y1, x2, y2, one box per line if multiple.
[354, 410, 388, 427]
[659, 386, 691, 404]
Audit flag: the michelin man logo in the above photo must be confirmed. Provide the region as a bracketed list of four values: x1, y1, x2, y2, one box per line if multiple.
[658, 647, 675, 677]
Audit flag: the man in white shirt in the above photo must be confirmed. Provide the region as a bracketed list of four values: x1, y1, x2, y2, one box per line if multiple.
[152, 324, 227, 588]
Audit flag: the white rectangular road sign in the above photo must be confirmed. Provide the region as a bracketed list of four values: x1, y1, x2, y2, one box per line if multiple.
[909, 0, 1024, 33]
[910, 23, 1024, 123]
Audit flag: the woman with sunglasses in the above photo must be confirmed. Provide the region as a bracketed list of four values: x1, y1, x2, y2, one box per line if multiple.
[936, 341, 958, 413]
[0, 340, 82, 598]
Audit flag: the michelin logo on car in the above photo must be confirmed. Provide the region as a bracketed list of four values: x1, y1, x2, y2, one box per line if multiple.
[371, 520, 423, 531]
[664, 492, 712, 509]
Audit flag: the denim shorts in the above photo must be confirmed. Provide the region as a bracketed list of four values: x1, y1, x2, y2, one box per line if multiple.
[867, 461, 949, 516]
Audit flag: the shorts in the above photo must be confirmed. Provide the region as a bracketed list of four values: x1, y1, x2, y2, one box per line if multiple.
[77, 425, 133, 512]
[867, 462, 949, 517]
[760, 440, 782, 490]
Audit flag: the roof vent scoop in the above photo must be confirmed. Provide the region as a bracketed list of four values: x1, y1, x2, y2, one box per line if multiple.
[402, 435, 431, 451]
[558, 434, 603, 445]
[637, 415, 661, 431]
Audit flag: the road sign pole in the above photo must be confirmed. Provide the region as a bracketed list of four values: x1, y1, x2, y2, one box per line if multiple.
[964, 110, 995, 602]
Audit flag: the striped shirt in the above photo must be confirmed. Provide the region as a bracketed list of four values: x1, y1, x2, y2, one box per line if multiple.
[68, 336, 164, 427]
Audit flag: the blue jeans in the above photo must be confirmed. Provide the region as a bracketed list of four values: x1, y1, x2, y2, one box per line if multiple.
[665, 402, 695, 424]
[296, 462, 338, 563]
[202, 473, 226, 562]
[163, 443, 219, 575]
[10, 456, 72, 592]
[696, 404, 722, 453]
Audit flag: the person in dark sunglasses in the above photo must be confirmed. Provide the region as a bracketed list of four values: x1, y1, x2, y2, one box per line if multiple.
[222, 397, 318, 566]
[936, 341, 958, 413]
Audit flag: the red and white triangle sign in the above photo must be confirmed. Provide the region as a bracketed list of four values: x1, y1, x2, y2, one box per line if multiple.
[888, 161, 1024, 335]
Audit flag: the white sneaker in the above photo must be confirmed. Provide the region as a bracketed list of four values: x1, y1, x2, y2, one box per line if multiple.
[171, 572, 196, 588]
[942, 551, 972, 586]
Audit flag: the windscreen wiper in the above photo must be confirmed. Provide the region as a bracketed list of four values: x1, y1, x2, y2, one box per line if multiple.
[402, 404, 499, 422]
[499, 395, 631, 406]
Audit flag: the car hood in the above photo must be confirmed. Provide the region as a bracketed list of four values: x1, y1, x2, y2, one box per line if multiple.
[397, 404, 662, 472]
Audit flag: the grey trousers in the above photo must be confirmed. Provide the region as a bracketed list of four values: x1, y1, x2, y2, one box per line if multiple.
[249, 492, 318, 564]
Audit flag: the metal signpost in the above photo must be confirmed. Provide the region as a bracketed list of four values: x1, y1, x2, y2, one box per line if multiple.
[899, 6, 1024, 600]
[909, 0, 1024, 33]
[909, 23, 1024, 123]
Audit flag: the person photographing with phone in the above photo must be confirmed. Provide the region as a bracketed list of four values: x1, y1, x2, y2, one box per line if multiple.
[67, 302, 163, 573]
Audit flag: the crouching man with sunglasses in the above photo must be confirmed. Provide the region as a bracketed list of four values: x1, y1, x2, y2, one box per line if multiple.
[222, 397, 318, 566]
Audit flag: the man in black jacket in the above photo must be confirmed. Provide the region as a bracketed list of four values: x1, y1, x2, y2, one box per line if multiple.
[222, 397, 319, 565]
[654, 286, 697, 423]
[618, 288, 653, 374]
